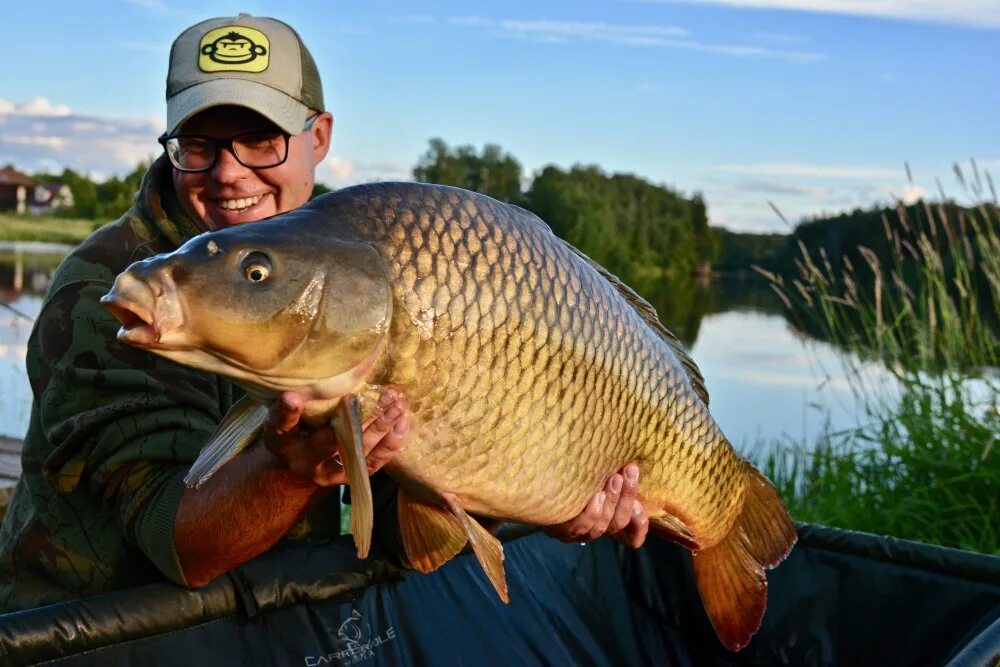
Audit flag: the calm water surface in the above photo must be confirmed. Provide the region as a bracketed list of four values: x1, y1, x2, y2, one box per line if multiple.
[0, 246, 886, 450]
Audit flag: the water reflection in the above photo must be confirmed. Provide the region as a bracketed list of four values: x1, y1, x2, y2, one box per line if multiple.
[631, 273, 784, 348]
[0, 247, 882, 449]
[1, 245, 60, 440]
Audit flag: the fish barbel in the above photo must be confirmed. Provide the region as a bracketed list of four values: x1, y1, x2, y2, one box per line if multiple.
[101, 183, 796, 651]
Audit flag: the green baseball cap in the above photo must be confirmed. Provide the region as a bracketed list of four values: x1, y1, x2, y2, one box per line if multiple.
[166, 14, 324, 135]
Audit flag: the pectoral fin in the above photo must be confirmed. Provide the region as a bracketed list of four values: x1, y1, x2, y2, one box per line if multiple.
[331, 394, 373, 559]
[397, 487, 467, 573]
[184, 396, 269, 488]
[441, 492, 509, 604]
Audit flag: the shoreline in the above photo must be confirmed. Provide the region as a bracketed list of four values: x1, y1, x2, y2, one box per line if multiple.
[0, 240, 76, 254]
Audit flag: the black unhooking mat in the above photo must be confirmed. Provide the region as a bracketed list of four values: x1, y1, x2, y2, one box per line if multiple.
[0, 524, 998, 666]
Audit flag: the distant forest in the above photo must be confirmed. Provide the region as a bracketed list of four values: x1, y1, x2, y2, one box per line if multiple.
[409, 139, 996, 288]
[14, 141, 995, 286]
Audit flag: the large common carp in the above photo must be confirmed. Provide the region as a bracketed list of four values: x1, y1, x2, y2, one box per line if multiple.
[101, 183, 796, 651]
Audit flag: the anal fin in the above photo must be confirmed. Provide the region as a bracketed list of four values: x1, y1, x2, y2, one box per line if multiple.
[331, 394, 373, 559]
[441, 492, 508, 604]
[648, 511, 700, 551]
[691, 463, 797, 652]
[184, 396, 269, 488]
[397, 487, 468, 573]
[692, 527, 766, 652]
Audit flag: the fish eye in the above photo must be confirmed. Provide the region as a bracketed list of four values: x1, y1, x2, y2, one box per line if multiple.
[241, 252, 272, 283]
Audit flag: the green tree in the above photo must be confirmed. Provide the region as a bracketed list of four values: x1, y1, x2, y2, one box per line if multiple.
[524, 164, 712, 282]
[413, 138, 523, 203]
[311, 182, 332, 199]
[31, 163, 148, 220]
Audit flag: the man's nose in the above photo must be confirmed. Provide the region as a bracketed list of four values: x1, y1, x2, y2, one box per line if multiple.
[211, 145, 253, 182]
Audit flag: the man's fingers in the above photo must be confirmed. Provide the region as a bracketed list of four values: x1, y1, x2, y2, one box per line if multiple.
[268, 392, 304, 435]
[546, 492, 605, 542]
[362, 389, 406, 452]
[608, 463, 639, 534]
[365, 417, 410, 473]
[313, 417, 409, 486]
[613, 501, 649, 549]
[585, 474, 622, 541]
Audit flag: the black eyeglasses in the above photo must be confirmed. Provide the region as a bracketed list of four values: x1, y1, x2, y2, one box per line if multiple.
[159, 113, 320, 173]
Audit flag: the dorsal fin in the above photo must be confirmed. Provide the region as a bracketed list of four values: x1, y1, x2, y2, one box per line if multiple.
[499, 196, 710, 407]
[554, 232, 711, 407]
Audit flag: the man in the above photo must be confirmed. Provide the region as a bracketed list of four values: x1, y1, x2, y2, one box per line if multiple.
[0, 14, 646, 612]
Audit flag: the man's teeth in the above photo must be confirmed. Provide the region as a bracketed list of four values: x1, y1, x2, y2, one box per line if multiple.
[218, 195, 262, 211]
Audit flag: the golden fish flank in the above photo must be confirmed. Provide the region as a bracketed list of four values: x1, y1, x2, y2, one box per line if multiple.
[101, 183, 797, 652]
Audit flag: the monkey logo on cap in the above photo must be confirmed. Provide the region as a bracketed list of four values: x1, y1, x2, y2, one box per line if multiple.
[198, 26, 270, 73]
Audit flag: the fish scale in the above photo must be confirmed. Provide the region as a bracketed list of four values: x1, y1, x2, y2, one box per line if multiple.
[103, 182, 796, 651]
[335, 185, 744, 534]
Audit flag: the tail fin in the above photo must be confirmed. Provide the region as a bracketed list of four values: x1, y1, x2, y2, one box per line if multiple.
[691, 465, 797, 651]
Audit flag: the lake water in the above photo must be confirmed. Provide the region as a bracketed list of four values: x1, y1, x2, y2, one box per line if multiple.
[0, 245, 888, 453]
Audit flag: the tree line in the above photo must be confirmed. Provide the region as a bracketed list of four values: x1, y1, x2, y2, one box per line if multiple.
[26, 163, 149, 221]
[413, 138, 715, 283]
[20, 141, 995, 292]
[411, 139, 997, 290]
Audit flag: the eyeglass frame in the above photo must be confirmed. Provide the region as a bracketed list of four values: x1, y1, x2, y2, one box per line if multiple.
[158, 113, 321, 173]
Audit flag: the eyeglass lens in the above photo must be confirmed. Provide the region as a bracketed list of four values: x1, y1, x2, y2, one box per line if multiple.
[165, 131, 288, 171]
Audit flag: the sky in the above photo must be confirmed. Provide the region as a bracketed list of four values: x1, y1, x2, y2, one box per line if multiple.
[0, 0, 997, 231]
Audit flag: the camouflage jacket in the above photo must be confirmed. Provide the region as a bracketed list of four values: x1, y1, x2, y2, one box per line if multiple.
[0, 157, 399, 612]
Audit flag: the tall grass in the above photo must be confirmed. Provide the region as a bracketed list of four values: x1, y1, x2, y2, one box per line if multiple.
[755, 164, 1000, 554]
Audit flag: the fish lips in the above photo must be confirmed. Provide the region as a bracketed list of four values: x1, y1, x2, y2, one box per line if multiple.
[100, 272, 185, 348]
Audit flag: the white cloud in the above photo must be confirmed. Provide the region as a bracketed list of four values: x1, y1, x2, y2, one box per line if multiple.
[0, 99, 163, 177]
[467, 18, 691, 42]
[0, 96, 411, 187]
[325, 156, 357, 181]
[1, 135, 66, 149]
[694, 160, 966, 231]
[320, 156, 412, 188]
[448, 16, 825, 61]
[0, 97, 71, 117]
[869, 183, 926, 204]
[641, 0, 1000, 28]
[714, 162, 900, 179]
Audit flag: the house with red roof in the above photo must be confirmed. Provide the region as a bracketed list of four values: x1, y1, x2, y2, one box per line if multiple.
[0, 167, 75, 214]
[0, 168, 36, 214]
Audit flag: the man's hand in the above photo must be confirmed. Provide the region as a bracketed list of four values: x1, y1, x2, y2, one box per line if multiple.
[264, 389, 411, 486]
[543, 463, 649, 549]
[175, 388, 412, 586]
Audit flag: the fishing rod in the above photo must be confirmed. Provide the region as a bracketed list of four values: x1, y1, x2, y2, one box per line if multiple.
[0, 300, 35, 323]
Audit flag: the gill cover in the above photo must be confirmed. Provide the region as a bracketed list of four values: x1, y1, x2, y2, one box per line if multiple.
[267, 239, 393, 385]
[144, 229, 392, 391]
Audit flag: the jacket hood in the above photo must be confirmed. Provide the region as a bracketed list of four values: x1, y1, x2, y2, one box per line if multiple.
[134, 154, 206, 249]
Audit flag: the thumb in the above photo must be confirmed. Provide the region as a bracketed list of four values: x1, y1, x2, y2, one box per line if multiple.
[269, 391, 305, 435]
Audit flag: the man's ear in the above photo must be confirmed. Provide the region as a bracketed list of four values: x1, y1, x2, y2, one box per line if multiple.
[311, 111, 334, 165]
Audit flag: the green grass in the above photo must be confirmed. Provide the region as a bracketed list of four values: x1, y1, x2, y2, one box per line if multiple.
[756, 375, 999, 554]
[755, 167, 1000, 554]
[0, 213, 99, 245]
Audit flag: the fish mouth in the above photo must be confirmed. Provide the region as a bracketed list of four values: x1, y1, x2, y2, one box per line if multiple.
[100, 271, 185, 348]
[102, 297, 157, 344]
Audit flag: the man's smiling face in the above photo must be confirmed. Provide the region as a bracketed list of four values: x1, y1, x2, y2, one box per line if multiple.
[172, 105, 331, 230]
